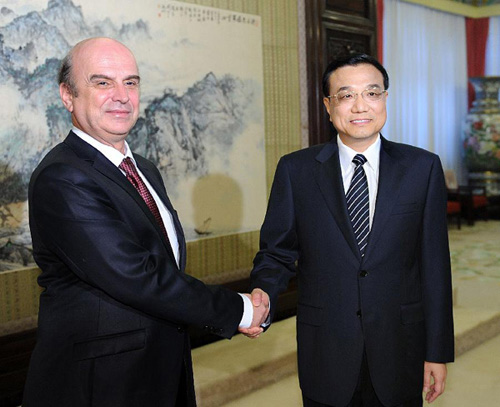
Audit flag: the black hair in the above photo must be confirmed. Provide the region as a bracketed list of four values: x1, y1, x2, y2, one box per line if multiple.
[322, 53, 389, 97]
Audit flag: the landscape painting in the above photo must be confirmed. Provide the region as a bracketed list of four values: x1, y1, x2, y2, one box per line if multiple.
[0, 0, 266, 269]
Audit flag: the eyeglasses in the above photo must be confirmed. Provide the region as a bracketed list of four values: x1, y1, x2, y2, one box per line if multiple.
[327, 88, 387, 106]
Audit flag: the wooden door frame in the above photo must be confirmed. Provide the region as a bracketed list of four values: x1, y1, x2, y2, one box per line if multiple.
[305, 0, 378, 146]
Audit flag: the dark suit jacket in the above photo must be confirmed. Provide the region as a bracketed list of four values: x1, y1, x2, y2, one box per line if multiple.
[23, 132, 243, 407]
[250, 137, 454, 406]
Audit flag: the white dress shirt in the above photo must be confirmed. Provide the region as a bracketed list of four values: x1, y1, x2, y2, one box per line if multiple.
[71, 128, 253, 328]
[337, 134, 381, 228]
[72, 127, 180, 266]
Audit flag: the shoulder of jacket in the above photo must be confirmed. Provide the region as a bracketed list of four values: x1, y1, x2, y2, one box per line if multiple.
[281, 143, 330, 163]
[383, 139, 440, 163]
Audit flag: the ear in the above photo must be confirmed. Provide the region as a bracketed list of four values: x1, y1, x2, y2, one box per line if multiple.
[60, 83, 74, 113]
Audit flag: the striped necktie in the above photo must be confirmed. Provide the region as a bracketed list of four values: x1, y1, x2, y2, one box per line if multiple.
[346, 154, 370, 257]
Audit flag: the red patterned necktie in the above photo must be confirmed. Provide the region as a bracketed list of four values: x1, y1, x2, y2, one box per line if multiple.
[119, 157, 168, 239]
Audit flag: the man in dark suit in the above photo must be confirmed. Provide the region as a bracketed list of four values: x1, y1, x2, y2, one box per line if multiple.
[247, 54, 454, 406]
[23, 37, 267, 407]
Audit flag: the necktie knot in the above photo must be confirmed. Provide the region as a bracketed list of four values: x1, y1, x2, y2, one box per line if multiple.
[352, 154, 367, 167]
[119, 157, 137, 176]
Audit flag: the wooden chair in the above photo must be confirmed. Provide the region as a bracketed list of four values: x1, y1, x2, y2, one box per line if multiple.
[444, 169, 489, 226]
[446, 190, 461, 229]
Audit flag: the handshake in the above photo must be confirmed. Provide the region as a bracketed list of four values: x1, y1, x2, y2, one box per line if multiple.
[239, 288, 270, 339]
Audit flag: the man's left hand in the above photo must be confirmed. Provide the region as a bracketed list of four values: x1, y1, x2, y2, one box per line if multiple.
[423, 361, 447, 403]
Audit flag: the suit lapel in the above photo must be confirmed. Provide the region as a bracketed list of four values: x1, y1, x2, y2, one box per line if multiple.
[65, 132, 132, 195]
[64, 132, 180, 267]
[313, 142, 360, 260]
[135, 159, 187, 270]
[363, 137, 407, 260]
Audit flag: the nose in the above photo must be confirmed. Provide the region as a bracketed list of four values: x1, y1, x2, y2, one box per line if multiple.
[351, 93, 369, 113]
[112, 84, 129, 103]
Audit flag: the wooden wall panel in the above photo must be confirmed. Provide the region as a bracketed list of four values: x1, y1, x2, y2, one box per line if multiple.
[306, 0, 379, 145]
[325, 0, 369, 17]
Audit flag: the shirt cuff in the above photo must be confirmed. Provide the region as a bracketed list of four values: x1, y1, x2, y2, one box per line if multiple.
[238, 293, 254, 328]
[261, 311, 271, 328]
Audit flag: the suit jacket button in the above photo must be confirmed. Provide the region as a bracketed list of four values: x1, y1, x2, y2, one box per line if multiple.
[359, 270, 368, 277]
[356, 310, 362, 318]
[177, 326, 185, 333]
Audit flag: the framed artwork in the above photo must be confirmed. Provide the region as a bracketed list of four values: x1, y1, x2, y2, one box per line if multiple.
[0, 0, 267, 270]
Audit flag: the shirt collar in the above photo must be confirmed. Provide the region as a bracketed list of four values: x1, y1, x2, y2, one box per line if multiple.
[337, 134, 381, 173]
[71, 127, 134, 167]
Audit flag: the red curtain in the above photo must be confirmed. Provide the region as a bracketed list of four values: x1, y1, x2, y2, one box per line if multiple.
[377, 0, 384, 64]
[466, 18, 489, 109]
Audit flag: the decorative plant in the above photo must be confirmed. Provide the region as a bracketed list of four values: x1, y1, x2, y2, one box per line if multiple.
[464, 115, 500, 172]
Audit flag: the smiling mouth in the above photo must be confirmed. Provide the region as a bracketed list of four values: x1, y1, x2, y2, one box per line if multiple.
[107, 110, 131, 116]
[350, 119, 371, 124]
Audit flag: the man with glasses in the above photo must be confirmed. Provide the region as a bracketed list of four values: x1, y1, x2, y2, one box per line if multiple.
[246, 54, 454, 406]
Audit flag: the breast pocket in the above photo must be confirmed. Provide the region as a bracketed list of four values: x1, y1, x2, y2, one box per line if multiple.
[391, 202, 418, 215]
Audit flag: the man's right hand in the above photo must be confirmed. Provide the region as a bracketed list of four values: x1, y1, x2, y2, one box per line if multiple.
[239, 289, 270, 338]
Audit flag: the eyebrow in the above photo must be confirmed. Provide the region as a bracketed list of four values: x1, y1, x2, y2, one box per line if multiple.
[335, 83, 382, 93]
[337, 83, 381, 92]
[336, 86, 352, 93]
[89, 74, 141, 83]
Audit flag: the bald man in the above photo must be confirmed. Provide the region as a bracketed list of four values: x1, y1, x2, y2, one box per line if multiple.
[23, 38, 267, 407]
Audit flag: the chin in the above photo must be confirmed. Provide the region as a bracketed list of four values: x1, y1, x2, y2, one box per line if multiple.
[351, 132, 376, 140]
[107, 123, 135, 134]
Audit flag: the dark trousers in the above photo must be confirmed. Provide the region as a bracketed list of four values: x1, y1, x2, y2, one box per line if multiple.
[302, 353, 423, 407]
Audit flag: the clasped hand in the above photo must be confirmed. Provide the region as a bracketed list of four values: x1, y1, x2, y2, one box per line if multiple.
[239, 288, 270, 339]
